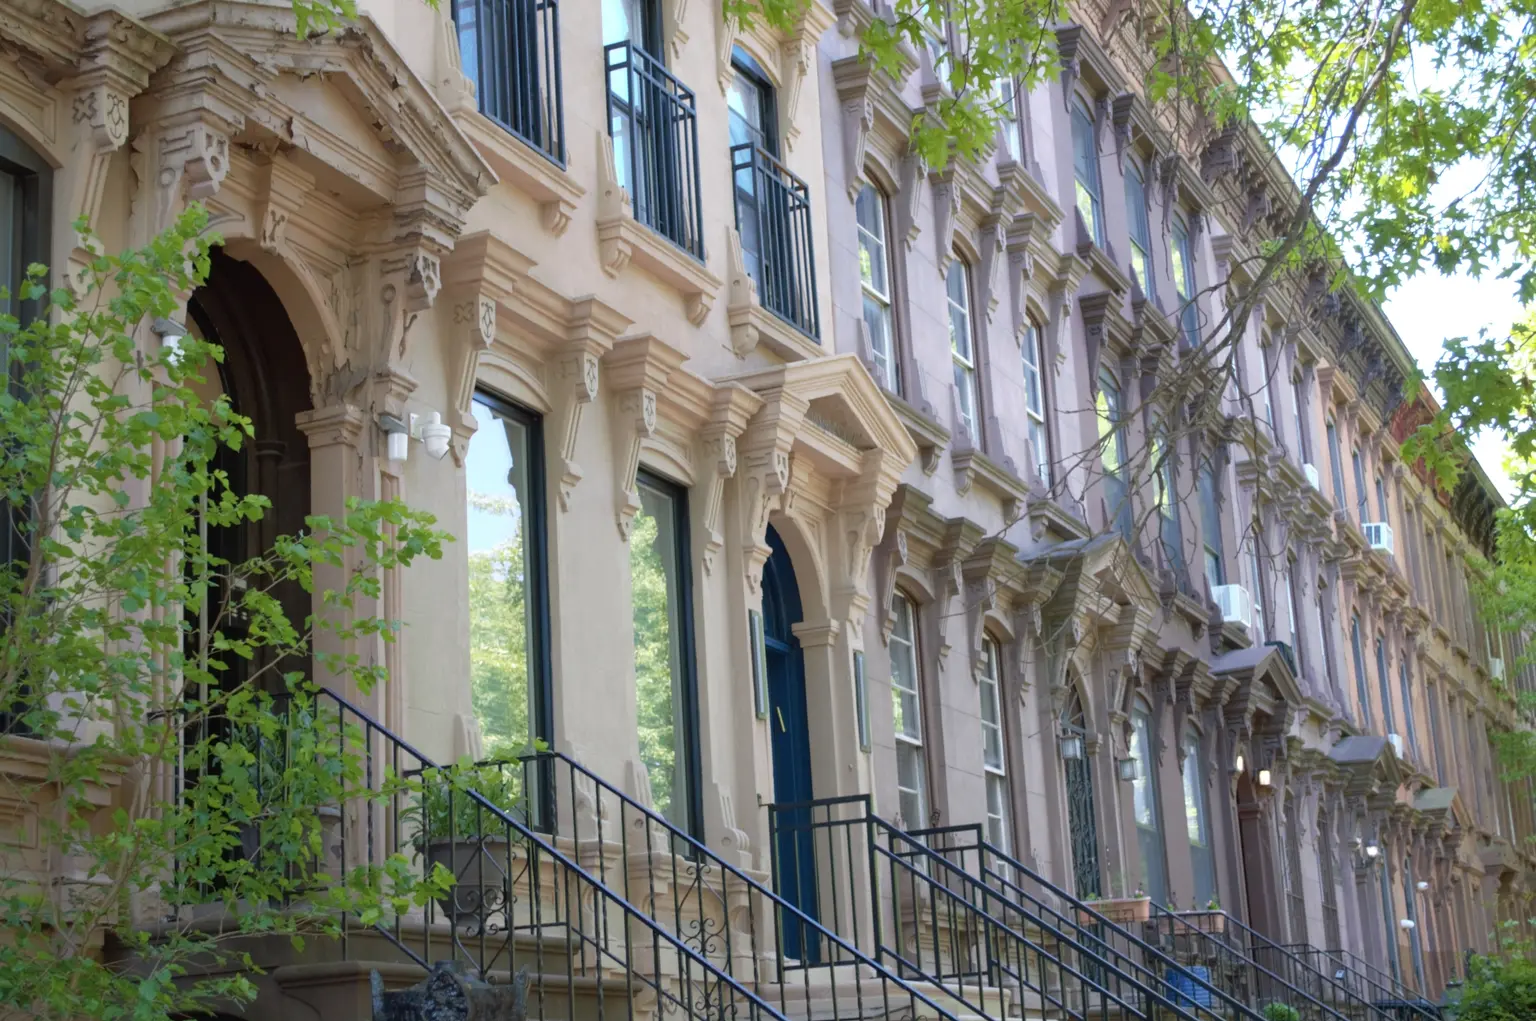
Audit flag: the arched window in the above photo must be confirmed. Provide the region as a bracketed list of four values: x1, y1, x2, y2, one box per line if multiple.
[1061, 688, 1100, 898]
[1130, 698, 1167, 902]
[1125, 160, 1155, 299]
[890, 592, 928, 828]
[946, 257, 979, 443]
[1182, 729, 1214, 907]
[978, 636, 1010, 851]
[1070, 96, 1104, 246]
[1021, 318, 1051, 486]
[855, 182, 898, 393]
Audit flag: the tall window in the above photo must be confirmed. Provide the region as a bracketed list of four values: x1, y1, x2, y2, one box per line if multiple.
[1350, 614, 1372, 728]
[1327, 419, 1346, 510]
[856, 183, 898, 392]
[1200, 462, 1225, 587]
[630, 471, 700, 836]
[1155, 436, 1184, 574]
[1399, 656, 1418, 759]
[1293, 374, 1312, 463]
[996, 78, 1023, 161]
[1318, 809, 1342, 950]
[1125, 162, 1155, 300]
[1130, 702, 1167, 903]
[1170, 217, 1199, 348]
[948, 258, 979, 443]
[1022, 320, 1051, 486]
[1285, 559, 1302, 661]
[1183, 730, 1214, 907]
[890, 593, 929, 828]
[1098, 373, 1131, 541]
[1283, 801, 1308, 942]
[1375, 474, 1389, 523]
[979, 637, 1011, 851]
[1247, 540, 1267, 642]
[1071, 97, 1104, 246]
[1428, 683, 1446, 785]
[1375, 636, 1395, 736]
[1352, 447, 1368, 525]
[466, 393, 550, 760]
[1318, 584, 1339, 699]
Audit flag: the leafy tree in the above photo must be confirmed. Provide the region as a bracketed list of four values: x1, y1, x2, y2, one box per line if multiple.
[630, 504, 680, 823]
[0, 206, 450, 1019]
[1452, 926, 1536, 1021]
[467, 491, 532, 758]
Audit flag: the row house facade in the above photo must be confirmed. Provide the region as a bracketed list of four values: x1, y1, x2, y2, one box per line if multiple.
[0, 0, 1530, 1013]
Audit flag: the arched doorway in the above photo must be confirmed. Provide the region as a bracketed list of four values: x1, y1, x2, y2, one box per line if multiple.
[1236, 769, 1281, 937]
[184, 250, 314, 693]
[762, 524, 817, 958]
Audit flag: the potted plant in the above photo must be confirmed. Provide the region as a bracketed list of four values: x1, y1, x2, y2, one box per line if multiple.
[1081, 873, 1152, 925]
[1261, 1003, 1301, 1021]
[406, 756, 531, 928]
[1180, 897, 1228, 935]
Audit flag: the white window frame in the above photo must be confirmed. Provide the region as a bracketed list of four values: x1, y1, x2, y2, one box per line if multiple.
[855, 182, 897, 393]
[890, 592, 928, 829]
[948, 257, 979, 443]
[978, 637, 1010, 851]
[1021, 319, 1050, 485]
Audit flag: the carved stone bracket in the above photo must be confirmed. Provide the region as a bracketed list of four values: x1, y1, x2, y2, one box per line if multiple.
[931, 170, 961, 279]
[877, 529, 910, 646]
[445, 291, 496, 464]
[613, 387, 658, 539]
[976, 215, 1008, 324]
[1056, 24, 1083, 111]
[699, 431, 737, 575]
[556, 350, 601, 510]
[740, 447, 793, 592]
[897, 149, 927, 250]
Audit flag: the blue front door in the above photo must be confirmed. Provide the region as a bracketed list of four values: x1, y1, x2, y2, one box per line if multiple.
[762, 525, 818, 960]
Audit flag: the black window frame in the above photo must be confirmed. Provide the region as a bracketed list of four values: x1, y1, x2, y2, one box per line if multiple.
[633, 467, 704, 843]
[728, 47, 779, 155]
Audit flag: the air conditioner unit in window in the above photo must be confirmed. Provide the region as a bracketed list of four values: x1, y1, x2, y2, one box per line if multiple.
[1491, 657, 1506, 680]
[1212, 584, 1253, 631]
[1387, 733, 1404, 759]
[1363, 522, 1394, 554]
[1303, 463, 1321, 490]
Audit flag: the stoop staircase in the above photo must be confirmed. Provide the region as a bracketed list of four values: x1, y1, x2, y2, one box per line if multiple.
[1281, 945, 1441, 1018]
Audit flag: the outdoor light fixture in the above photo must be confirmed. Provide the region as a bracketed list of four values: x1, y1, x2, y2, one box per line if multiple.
[377, 409, 454, 463]
[1365, 843, 1380, 859]
[1233, 753, 1246, 775]
[1399, 918, 1416, 931]
[1417, 881, 1430, 892]
[1117, 757, 1139, 782]
[151, 317, 188, 362]
[1059, 734, 1085, 760]
[1257, 768, 1273, 788]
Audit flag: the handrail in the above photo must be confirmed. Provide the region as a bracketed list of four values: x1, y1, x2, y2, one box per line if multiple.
[223, 689, 788, 1021]
[1150, 906, 1406, 1021]
[1284, 939, 1437, 1013]
[513, 748, 966, 1021]
[910, 822, 1274, 1021]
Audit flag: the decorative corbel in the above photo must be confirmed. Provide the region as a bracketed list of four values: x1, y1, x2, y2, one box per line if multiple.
[613, 386, 658, 540]
[1110, 92, 1134, 170]
[139, 114, 234, 242]
[1013, 604, 1043, 692]
[897, 148, 928, 250]
[836, 481, 890, 643]
[877, 529, 910, 646]
[842, 95, 876, 200]
[715, 3, 739, 95]
[1157, 153, 1181, 230]
[930, 170, 961, 279]
[447, 291, 497, 463]
[698, 430, 737, 575]
[966, 576, 998, 680]
[780, 35, 814, 151]
[253, 154, 314, 258]
[976, 215, 1008, 323]
[933, 558, 963, 660]
[1005, 226, 1037, 342]
[1056, 24, 1082, 111]
[665, 0, 690, 60]
[726, 226, 762, 356]
[740, 447, 793, 592]
[555, 349, 601, 510]
[596, 130, 634, 278]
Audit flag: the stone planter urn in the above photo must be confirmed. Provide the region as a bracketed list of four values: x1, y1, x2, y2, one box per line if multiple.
[423, 836, 515, 933]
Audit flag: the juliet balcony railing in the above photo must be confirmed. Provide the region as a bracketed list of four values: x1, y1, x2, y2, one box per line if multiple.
[455, 0, 565, 164]
[731, 143, 819, 339]
[605, 42, 705, 260]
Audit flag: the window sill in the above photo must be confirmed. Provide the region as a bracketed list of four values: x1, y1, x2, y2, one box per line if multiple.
[456, 109, 583, 235]
[594, 132, 719, 326]
[953, 446, 1028, 523]
[725, 227, 820, 361]
[886, 392, 949, 476]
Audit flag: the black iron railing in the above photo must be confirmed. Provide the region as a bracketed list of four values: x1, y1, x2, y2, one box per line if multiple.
[176, 689, 781, 1021]
[768, 795, 1263, 1021]
[502, 749, 967, 1021]
[1149, 907, 1405, 1021]
[1283, 945, 1441, 1019]
[909, 821, 1277, 1021]
[455, 0, 564, 164]
[604, 42, 704, 260]
[730, 143, 819, 338]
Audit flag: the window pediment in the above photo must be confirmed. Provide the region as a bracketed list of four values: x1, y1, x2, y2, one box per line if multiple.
[831, 53, 918, 202]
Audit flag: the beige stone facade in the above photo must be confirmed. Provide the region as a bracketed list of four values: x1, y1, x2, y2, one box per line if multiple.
[0, 0, 1531, 1013]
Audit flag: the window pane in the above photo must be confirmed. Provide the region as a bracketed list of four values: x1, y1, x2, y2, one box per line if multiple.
[1071, 99, 1102, 245]
[1131, 712, 1156, 827]
[997, 79, 1022, 161]
[1125, 165, 1154, 299]
[986, 773, 1010, 852]
[856, 185, 897, 393]
[979, 640, 1003, 770]
[948, 260, 977, 441]
[1182, 735, 1205, 845]
[897, 742, 928, 827]
[631, 477, 694, 833]
[890, 595, 922, 742]
[467, 396, 542, 759]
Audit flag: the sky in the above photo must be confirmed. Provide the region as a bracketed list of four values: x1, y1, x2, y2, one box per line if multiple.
[1382, 272, 1523, 504]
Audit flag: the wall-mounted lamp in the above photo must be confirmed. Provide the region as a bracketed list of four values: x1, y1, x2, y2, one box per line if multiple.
[1399, 918, 1416, 931]
[1117, 757, 1139, 782]
[151, 317, 188, 362]
[1365, 843, 1380, 859]
[1257, 768, 1273, 788]
[1059, 734, 1084, 761]
[1233, 753, 1246, 775]
[378, 410, 454, 463]
[1416, 880, 1430, 892]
